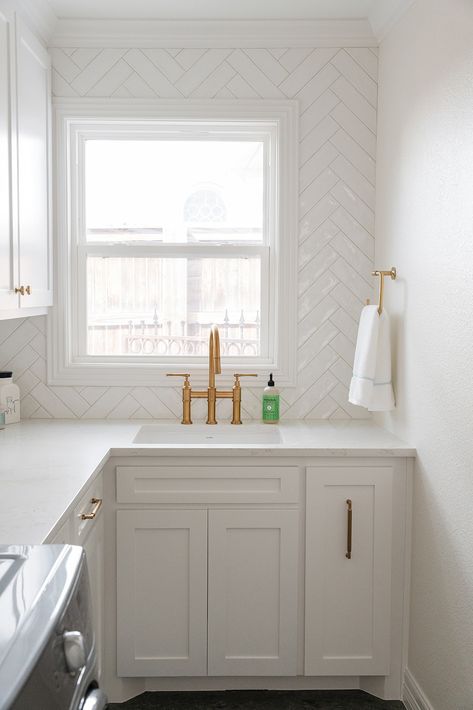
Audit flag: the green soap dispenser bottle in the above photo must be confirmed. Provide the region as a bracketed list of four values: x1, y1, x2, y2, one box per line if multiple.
[262, 373, 280, 424]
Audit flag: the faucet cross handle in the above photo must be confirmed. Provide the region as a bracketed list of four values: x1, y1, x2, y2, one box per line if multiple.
[233, 373, 258, 384]
[166, 373, 192, 423]
[166, 373, 191, 386]
[231, 374, 258, 425]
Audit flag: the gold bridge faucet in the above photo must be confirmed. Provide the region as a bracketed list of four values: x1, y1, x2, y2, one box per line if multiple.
[167, 325, 257, 424]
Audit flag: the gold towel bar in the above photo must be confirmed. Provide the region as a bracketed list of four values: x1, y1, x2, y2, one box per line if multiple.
[370, 267, 397, 315]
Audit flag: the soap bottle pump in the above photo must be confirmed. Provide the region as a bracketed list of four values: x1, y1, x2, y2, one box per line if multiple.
[262, 373, 280, 424]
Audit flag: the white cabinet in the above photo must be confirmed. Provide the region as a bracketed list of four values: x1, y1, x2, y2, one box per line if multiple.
[48, 474, 105, 678]
[75, 476, 105, 678]
[109, 454, 410, 698]
[116, 509, 208, 677]
[208, 509, 298, 676]
[0, 2, 17, 310]
[0, 1, 52, 318]
[15, 17, 52, 309]
[116, 507, 299, 678]
[305, 464, 394, 676]
[114, 462, 301, 679]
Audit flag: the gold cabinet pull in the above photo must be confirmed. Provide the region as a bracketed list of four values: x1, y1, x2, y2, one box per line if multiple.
[25, 285, 31, 295]
[346, 499, 352, 559]
[80, 497, 102, 520]
[15, 286, 25, 295]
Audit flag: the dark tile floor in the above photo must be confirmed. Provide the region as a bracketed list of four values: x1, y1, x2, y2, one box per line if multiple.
[108, 690, 405, 710]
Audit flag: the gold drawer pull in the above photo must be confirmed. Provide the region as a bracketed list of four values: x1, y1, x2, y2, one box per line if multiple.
[80, 497, 102, 520]
[346, 499, 352, 559]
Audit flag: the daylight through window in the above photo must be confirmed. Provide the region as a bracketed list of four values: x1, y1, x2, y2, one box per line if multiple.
[82, 134, 269, 359]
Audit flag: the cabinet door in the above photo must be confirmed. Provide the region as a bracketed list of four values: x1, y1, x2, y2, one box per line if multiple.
[82, 508, 104, 679]
[0, 2, 17, 310]
[305, 465, 393, 676]
[208, 509, 299, 676]
[117, 509, 208, 677]
[15, 17, 52, 308]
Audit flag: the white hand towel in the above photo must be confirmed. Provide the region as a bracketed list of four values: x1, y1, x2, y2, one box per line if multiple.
[349, 305, 395, 411]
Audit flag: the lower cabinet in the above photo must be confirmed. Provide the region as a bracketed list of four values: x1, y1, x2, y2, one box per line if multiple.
[305, 465, 393, 676]
[48, 474, 105, 678]
[116, 509, 208, 677]
[111, 455, 410, 693]
[116, 508, 299, 677]
[208, 509, 298, 676]
[81, 501, 105, 678]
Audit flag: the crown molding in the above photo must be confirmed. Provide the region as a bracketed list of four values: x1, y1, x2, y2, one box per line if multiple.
[17, 0, 57, 43]
[50, 18, 377, 48]
[368, 0, 416, 41]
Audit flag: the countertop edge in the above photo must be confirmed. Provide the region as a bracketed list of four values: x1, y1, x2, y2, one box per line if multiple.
[110, 446, 416, 457]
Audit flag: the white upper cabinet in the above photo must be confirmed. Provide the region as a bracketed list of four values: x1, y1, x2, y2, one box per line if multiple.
[16, 17, 52, 309]
[0, 2, 52, 318]
[0, 3, 17, 310]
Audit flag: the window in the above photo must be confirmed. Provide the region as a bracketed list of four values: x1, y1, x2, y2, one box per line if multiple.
[50, 101, 297, 386]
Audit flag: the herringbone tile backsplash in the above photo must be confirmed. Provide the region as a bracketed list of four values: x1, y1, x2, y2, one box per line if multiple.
[0, 45, 377, 420]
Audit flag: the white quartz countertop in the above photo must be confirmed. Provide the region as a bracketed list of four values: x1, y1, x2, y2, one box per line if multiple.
[0, 419, 415, 545]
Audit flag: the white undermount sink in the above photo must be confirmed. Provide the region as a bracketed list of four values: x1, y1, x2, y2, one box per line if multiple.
[133, 423, 282, 445]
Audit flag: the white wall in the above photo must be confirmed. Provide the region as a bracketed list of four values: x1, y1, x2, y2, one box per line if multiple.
[0, 43, 378, 420]
[375, 1, 473, 708]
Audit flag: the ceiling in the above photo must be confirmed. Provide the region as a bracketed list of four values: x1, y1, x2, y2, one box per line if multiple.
[47, 0, 381, 21]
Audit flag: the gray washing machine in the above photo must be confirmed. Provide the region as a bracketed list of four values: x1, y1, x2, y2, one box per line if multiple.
[0, 544, 107, 710]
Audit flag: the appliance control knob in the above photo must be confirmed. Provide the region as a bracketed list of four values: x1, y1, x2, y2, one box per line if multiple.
[63, 631, 86, 673]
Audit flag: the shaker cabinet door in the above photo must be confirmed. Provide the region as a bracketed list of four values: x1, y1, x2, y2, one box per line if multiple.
[82, 505, 105, 679]
[15, 17, 52, 308]
[0, 2, 17, 310]
[305, 464, 394, 676]
[117, 509, 208, 677]
[208, 509, 299, 676]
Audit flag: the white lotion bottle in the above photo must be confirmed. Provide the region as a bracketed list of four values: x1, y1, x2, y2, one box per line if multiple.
[0, 372, 20, 424]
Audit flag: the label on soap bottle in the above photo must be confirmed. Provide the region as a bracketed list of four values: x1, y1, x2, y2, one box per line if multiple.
[262, 394, 279, 422]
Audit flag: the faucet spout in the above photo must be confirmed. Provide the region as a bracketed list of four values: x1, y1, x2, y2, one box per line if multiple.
[208, 324, 221, 389]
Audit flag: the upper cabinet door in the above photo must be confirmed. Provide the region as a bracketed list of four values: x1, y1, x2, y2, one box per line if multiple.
[0, 3, 17, 309]
[16, 17, 52, 308]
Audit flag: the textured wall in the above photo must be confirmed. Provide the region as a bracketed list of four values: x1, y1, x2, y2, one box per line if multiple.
[0, 45, 377, 420]
[375, 1, 473, 707]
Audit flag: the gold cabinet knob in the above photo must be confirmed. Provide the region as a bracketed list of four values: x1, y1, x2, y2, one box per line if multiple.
[14, 285, 31, 295]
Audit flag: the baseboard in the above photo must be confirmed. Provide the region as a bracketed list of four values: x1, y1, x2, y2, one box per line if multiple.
[403, 668, 434, 710]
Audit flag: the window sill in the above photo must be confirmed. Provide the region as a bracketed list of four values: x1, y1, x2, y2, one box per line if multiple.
[46, 358, 296, 388]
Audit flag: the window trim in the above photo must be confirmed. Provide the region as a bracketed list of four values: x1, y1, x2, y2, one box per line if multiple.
[48, 98, 298, 387]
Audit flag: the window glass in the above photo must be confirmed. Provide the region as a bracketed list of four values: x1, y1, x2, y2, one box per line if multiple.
[86, 256, 261, 357]
[85, 140, 264, 243]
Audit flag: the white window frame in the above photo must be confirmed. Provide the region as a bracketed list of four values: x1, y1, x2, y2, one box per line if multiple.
[48, 99, 298, 387]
